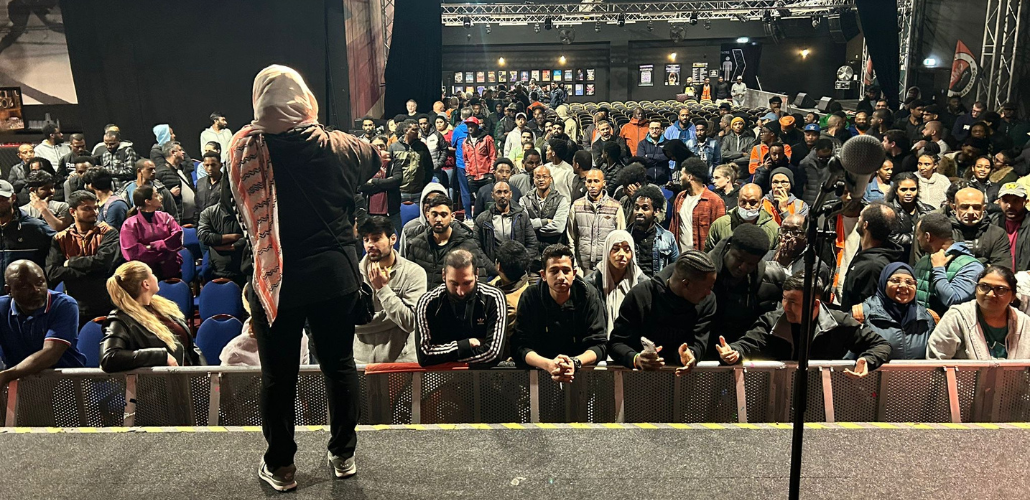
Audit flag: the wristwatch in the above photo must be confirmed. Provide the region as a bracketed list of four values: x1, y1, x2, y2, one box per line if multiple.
[572, 357, 583, 372]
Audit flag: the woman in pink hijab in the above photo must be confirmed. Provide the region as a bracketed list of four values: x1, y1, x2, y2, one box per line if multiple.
[229, 65, 380, 491]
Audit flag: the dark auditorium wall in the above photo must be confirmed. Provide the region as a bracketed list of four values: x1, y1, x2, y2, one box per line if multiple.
[758, 38, 847, 101]
[625, 42, 723, 102]
[58, 0, 350, 157]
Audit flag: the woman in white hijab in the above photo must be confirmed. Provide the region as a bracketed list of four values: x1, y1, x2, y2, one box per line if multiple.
[229, 65, 381, 492]
[585, 229, 646, 336]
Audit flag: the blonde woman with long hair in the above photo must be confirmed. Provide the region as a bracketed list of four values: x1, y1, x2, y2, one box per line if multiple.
[99, 261, 201, 372]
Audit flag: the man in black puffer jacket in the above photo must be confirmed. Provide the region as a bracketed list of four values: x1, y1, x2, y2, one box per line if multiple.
[406, 196, 495, 288]
[840, 203, 904, 311]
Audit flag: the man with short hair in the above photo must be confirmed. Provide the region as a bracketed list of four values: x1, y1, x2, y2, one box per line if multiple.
[97, 130, 138, 184]
[82, 167, 129, 230]
[509, 148, 539, 195]
[405, 196, 494, 288]
[597, 141, 626, 190]
[952, 100, 985, 142]
[405, 99, 418, 117]
[629, 185, 678, 277]
[949, 187, 1012, 267]
[195, 152, 225, 221]
[200, 112, 233, 163]
[461, 117, 498, 215]
[57, 133, 88, 177]
[619, 108, 650, 156]
[360, 117, 377, 143]
[664, 108, 697, 144]
[8, 143, 34, 189]
[117, 159, 177, 216]
[197, 190, 248, 288]
[997, 182, 1030, 270]
[913, 212, 983, 316]
[46, 191, 119, 327]
[543, 138, 576, 202]
[389, 119, 435, 204]
[354, 216, 427, 364]
[503, 112, 531, 159]
[520, 165, 571, 254]
[670, 158, 726, 252]
[511, 243, 606, 380]
[799, 138, 838, 208]
[489, 240, 531, 341]
[609, 250, 717, 370]
[839, 203, 904, 310]
[0, 180, 56, 287]
[706, 183, 780, 252]
[894, 99, 925, 142]
[154, 141, 196, 221]
[883, 129, 918, 174]
[850, 111, 872, 137]
[474, 159, 523, 216]
[567, 169, 626, 273]
[414, 249, 507, 366]
[684, 120, 722, 173]
[638, 119, 670, 183]
[764, 214, 832, 286]
[33, 123, 70, 169]
[474, 181, 538, 262]
[419, 114, 448, 177]
[721, 117, 757, 171]
[21, 170, 71, 231]
[869, 109, 893, 140]
[590, 120, 628, 166]
[0, 260, 84, 387]
[914, 121, 950, 156]
[717, 273, 891, 378]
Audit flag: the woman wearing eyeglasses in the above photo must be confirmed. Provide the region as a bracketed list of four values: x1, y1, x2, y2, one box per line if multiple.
[852, 263, 936, 360]
[927, 265, 1030, 359]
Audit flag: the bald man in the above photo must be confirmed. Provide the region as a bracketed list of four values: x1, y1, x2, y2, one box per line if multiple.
[8, 143, 35, 190]
[0, 260, 84, 387]
[705, 183, 780, 252]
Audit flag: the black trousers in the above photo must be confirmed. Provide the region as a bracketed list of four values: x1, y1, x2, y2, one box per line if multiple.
[250, 288, 361, 469]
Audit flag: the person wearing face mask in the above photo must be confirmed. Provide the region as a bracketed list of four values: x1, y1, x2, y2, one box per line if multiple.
[761, 167, 809, 225]
[700, 223, 783, 358]
[912, 212, 983, 317]
[850, 263, 936, 360]
[584, 230, 646, 336]
[628, 185, 678, 277]
[720, 117, 756, 171]
[669, 158, 725, 252]
[706, 183, 779, 252]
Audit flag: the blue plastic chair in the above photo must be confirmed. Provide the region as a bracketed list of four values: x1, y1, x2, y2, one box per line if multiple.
[76, 318, 106, 368]
[195, 314, 243, 365]
[199, 250, 213, 282]
[156, 278, 193, 319]
[179, 248, 196, 284]
[182, 227, 201, 261]
[53, 282, 65, 294]
[400, 202, 420, 228]
[198, 279, 244, 322]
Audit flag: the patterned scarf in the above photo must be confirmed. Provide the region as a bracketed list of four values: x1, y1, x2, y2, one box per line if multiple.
[228, 65, 319, 324]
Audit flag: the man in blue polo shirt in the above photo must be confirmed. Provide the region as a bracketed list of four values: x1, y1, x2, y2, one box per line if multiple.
[0, 260, 83, 386]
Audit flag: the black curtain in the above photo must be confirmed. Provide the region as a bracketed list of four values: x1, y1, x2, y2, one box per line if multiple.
[384, 0, 442, 119]
[59, 0, 348, 156]
[856, 0, 900, 108]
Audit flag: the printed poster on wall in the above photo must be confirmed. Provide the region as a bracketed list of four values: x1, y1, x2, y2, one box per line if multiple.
[477, 86, 485, 95]
[585, 84, 595, 96]
[530, 70, 539, 82]
[665, 64, 681, 86]
[465, 72, 474, 83]
[574, 84, 584, 96]
[541, 70, 550, 82]
[575, 69, 584, 81]
[586, 69, 595, 81]
[638, 64, 654, 87]
[690, 63, 707, 84]
[487, 71, 496, 83]
[0, 87, 25, 131]
[564, 69, 572, 82]
[454, 72, 463, 83]
[476, 71, 485, 83]
[465, 86, 474, 94]
[452, 86, 462, 95]
[520, 71, 529, 82]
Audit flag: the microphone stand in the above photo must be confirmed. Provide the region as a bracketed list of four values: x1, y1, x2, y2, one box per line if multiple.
[787, 170, 843, 500]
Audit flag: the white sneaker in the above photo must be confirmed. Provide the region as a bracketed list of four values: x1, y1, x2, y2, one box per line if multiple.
[258, 460, 298, 492]
[327, 451, 357, 478]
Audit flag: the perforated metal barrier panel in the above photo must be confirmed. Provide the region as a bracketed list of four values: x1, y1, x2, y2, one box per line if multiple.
[3, 362, 1029, 427]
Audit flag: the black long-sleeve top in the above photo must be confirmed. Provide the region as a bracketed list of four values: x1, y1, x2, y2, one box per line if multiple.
[510, 277, 607, 367]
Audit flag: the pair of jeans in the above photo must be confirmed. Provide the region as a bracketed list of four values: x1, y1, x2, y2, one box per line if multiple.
[455, 167, 471, 214]
[250, 288, 361, 468]
[467, 174, 495, 218]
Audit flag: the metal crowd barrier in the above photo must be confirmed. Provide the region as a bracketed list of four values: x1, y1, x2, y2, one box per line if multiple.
[3, 361, 1030, 427]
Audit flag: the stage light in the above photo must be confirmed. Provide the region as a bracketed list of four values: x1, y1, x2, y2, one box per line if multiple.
[534, 23, 541, 33]
[687, 13, 697, 26]
[735, 14, 748, 23]
[811, 16, 822, 28]
[498, 57, 506, 66]
[737, 36, 750, 43]
[463, 16, 472, 29]
[485, 24, 491, 34]
[800, 49, 810, 59]
[647, 21, 654, 32]
[617, 13, 626, 27]
[559, 55, 567, 65]
[544, 17, 553, 30]
[594, 21, 601, 33]
[668, 53, 677, 62]
[923, 57, 938, 67]
[703, 19, 711, 30]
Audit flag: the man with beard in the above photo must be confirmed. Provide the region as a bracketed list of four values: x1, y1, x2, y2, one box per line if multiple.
[716, 273, 890, 378]
[913, 212, 982, 316]
[419, 114, 448, 180]
[503, 112, 531, 159]
[414, 248, 507, 367]
[669, 158, 725, 252]
[512, 243, 607, 380]
[46, 190, 119, 327]
[839, 203, 904, 310]
[664, 107, 697, 144]
[509, 148, 539, 195]
[629, 185, 678, 277]
[870, 109, 893, 141]
[706, 183, 779, 252]
[21, 170, 71, 231]
[703, 223, 783, 357]
[0, 180, 55, 288]
[753, 142, 795, 195]
[914, 121, 950, 156]
[494, 103, 518, 147]
[461, 117, 498, 215]
[353, 216, 427, 364]
[850, 111, 872, 137]
[359, 117, 377, 143]
[520, 165, 570, 255]
[856, 86, 881, 114]
[33, 124, 70, 170]
[764, 214, 831, 283]
[997, 183, 1030, 270]
[883, 130, 918, 174]
[96, 130, 139, 185]
[474, 159, 523, 216]
[799, 139, 838, 208]
[685, 120, 722, 174]
[590, 120, 628, 167]
[57, 134, 88, 179]
[390, 119, 435, 206]
[406, 196, 494, 288]
[952, 101, 985, 142]
[474, 180, 538, 262]
[721, 117, 757, 171]
[945, 187, 1012, 268]
[597, 141, 627, 193]
[619, 108, 650, 156]
[567, 169, 625, 274]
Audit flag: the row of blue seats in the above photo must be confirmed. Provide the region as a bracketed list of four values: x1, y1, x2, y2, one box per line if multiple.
[75, 314, 243, 368]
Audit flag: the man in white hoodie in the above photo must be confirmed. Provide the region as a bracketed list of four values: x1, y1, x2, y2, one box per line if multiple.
[355, 216, 427, 363]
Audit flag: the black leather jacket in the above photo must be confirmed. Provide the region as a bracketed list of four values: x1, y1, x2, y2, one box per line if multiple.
[100, 309, 202, 372]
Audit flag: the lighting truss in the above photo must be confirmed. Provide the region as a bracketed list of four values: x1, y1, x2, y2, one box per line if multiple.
[441, 1, 856, 26]
[978, 0, 1024, 108]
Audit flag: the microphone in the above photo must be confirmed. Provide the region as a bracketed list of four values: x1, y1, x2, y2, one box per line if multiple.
[825, 134, 884, 203]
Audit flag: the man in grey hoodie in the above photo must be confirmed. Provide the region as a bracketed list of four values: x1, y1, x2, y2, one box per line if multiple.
[355, 216, 427, 363]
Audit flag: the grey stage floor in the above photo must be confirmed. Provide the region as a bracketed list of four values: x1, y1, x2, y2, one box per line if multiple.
[2, 425, 1027, 499]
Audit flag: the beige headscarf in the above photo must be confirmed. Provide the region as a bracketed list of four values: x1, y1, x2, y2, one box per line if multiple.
[229, 64, 320, 324]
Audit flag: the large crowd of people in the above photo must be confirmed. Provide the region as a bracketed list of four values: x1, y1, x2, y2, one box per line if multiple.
[0, 67, 1029, 490]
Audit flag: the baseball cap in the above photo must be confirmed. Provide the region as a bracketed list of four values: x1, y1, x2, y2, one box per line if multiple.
[999, 182, 1027, 199]
[463, 116, 481, 125]
[506, 103, 519, 110]
[0, 180, 13, 197]
[803, 123, 821, 132]
[515, 112, 528, 120]
[736, 75, 743, 80]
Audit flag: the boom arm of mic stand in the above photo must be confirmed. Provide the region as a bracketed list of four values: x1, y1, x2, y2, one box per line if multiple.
[787, 171, 839, 500]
